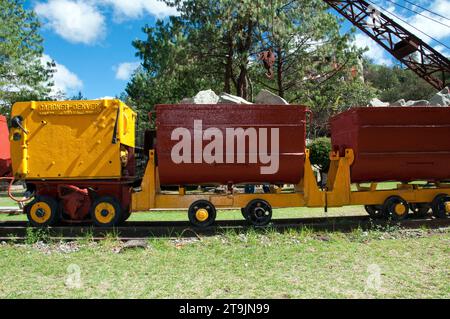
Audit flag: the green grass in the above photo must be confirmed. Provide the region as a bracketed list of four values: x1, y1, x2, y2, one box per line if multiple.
[0, 189, 367, 222]
[0, 228, 448, 298]
[0, 206, 367, 223]
[0, 196, 16, 207]
[0, 181, 416, 222]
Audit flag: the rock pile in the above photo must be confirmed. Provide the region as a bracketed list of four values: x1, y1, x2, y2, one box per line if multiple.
[179, 89, 289, 105]
[369, 87, 449, 107]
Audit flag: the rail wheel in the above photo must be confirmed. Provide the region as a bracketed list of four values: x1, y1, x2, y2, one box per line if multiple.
[25, 195, 60, 227]
[364, 205, 384, 219]
[241, 207, 249, 221]
[409, 203, 430, 218]
[431, 194, 450, 219]
[244, 199, 272, 226]
[120, 206, 132, 224]
[188, 200, 216, 228]
[383, 196, 409, 221]
[90, 196, 122, 227]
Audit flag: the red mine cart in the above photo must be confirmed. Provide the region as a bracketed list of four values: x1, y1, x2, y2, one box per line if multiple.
[0, 115, 11, 177]
[156, 104, 308, 185]
[331, 107, 450, 183]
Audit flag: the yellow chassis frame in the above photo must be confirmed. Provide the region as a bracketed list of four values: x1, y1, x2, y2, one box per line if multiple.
[131, 149, 450, 212]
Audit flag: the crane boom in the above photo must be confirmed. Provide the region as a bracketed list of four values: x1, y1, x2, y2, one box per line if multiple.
[322, 0, 450, 90]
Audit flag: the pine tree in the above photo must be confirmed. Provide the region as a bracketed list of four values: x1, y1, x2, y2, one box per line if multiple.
[0, 0, 54, 115]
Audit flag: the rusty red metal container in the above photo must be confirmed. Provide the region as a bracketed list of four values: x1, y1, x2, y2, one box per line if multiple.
[0, 115, 11, 177]
[331, 107, 450, 183]
[155, 104, 308, 185]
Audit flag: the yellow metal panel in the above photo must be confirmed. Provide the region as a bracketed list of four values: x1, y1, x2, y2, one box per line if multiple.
[10, 100, 135, 180]
[132, 149, 309, 211]
[117, 100, 136, 147]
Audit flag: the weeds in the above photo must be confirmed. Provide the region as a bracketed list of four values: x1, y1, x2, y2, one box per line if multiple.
[25, 227, 50, 244]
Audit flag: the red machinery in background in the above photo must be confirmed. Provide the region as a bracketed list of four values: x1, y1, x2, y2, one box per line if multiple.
[0, 115, 11, 177]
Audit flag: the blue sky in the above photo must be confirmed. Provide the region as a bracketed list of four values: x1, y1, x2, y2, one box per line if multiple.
[26, 0, 450, 99]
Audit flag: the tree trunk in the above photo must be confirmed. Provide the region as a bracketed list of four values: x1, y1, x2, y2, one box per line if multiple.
[235, 20, 254, 100]
[237, 65, 248, 99]
[276, 46, 284, 98]
[224, 35, 233, 94]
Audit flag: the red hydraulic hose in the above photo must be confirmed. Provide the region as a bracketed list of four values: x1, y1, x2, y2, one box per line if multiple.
[0, 177, 34, 203]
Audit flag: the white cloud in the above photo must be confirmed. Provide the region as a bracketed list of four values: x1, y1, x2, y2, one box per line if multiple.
[353, 0, 450, 65]
[353, 33, 393, 66]
[95, 96, 116, 100]
[401, 0, 450, 42]
[35, 0, 106, 45]
[114, 62, 140, 80]
[99, 0, 179, 20]
[42, 54, 83, 95]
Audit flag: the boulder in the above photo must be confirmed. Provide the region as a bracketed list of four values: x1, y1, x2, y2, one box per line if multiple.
[192, 89, 219, 104]
[404, 100, 430, 107]
[429, 87, 450, 106]
[218, 93, 252, 104]
[179, 97, 194, 104]
[255, 89, 289, 105]
[119, 240, 149, 253]
[369, 98, 389, 107]
[391, 99, 406, 106]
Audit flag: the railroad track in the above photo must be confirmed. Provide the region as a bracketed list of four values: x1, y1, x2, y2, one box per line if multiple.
[0, 215, 449, 240]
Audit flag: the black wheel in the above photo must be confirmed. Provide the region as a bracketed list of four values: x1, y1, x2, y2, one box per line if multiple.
[431, 194, 450, 219]
[241, 207, 249, 221]
[244, 199, 272, 226]
[409, 203, 430, 218]
[90, 196, 122, 227]
[120, 206, 132, 224]
[383, 196, 409, 220]
[188, 200, 216, 228]
[364, 205, 384, 219]
[25, 195, 60, 227]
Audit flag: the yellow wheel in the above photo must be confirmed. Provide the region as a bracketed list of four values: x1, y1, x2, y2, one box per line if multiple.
[90, 196, 122, 227]
[25, 196, 59, 227]
[383, 196, 409, 221]
[188, 200, 216, 228]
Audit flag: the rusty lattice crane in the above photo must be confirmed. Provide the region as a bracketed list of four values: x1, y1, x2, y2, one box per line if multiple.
[261, 0, 450, 89]
[322, 0, 450, 90]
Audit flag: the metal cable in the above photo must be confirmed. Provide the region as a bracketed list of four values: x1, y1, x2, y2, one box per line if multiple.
[368, 0, 450, 51]
[402, 0, 450, 21]
[382, 0, 450, 29]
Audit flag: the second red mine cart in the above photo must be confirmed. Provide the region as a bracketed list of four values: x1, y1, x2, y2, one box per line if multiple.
[330, 107, 450, 183]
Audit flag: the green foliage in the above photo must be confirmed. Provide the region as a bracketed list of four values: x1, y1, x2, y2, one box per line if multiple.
[70, 92, 87, 100]
[0, 0, 55, 115]
[127, 0, 377, 130]
[304, 78, 377, 137]
[364, 63, 436, 102]
[25, 227, 50, 244]
[127, 17, 219, 129]
[126, 0, 433, 134]
[308, 137, 331, 173]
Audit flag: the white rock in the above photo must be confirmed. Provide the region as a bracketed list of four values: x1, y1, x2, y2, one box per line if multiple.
[179, 97, 194, 104]
[255, 89, 289, 105]
[192, 89, 219, 104]
[404, 100, 430, 107]
[369, 98, 390, 107]
[391, 99, 406, 106]
[218, 93, 252, 104]
[429, 87, 450, 106]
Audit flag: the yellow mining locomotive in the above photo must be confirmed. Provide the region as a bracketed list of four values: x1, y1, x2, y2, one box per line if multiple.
[9, 100, 137, 226]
